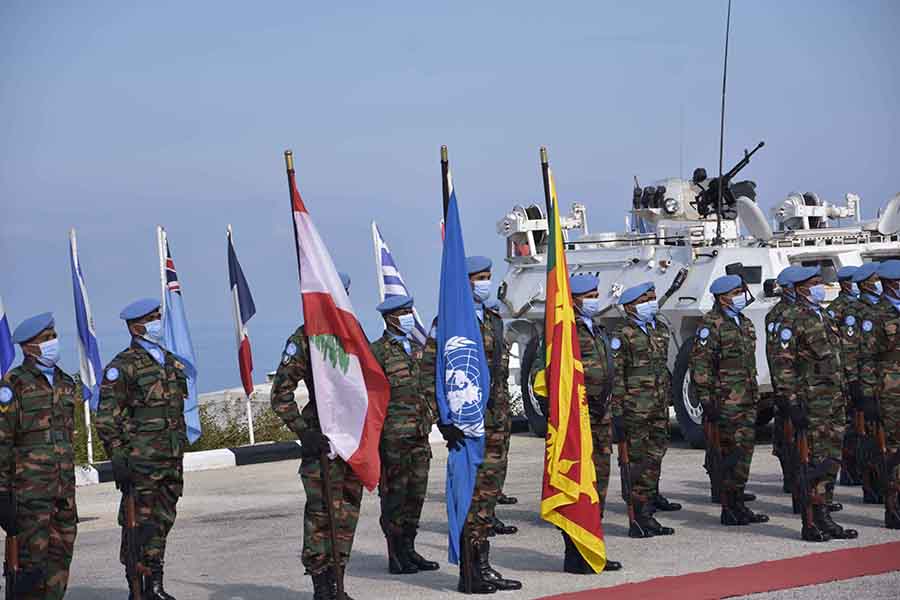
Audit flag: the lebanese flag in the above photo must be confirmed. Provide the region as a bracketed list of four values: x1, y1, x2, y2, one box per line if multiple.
[227, 227, 256, 397]
[286, 156, 389, 491]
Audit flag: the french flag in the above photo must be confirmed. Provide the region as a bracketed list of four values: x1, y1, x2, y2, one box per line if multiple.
[227, 226, 256, 397]
[286, 151, 389, 491]
[0, 295, 13, 376]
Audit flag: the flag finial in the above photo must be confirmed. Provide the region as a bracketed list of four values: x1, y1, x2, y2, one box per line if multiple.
[440, 145, 448, 162]
[284, 150, 294, 171]
[540, 146, 549, 164]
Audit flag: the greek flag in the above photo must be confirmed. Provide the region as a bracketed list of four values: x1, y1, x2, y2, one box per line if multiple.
[435, 170, 490, 565]
[371, 222, 427, 345]
[158, 227, 202, 444]
[69, 229, 104, 410]
[0, 295, 13, 376]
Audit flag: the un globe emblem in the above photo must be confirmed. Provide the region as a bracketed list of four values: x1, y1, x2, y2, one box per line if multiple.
[444, 336, 485, 437]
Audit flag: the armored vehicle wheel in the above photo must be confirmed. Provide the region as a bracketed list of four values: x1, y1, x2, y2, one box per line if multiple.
[672, 337, 706, 449]
[520, 336, 548, 438]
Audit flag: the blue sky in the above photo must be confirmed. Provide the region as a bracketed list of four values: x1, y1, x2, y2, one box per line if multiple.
[2, 1, 898, 391]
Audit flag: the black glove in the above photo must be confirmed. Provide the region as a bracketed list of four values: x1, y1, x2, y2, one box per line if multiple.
[0, 492, 13, 534]
[111, 453, 132, 491]
[438, 423, 465, 451]
[790, 404, 809, 431]
[862, 397, 879, 423]
[300, 429, 329, 458]
[611, 416, 626, 444]
[703, 403, 720, 423]
[849, 382, 863, 409]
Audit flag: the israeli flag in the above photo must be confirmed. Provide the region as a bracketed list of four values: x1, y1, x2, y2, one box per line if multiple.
[0, 295, 14, 377]
[435, 171, 490, 565]
[372, 222, 428, 345]
[69, 230, 104, 410]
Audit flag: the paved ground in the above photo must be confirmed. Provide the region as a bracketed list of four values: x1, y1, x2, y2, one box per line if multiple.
[67, 434, 899, 599]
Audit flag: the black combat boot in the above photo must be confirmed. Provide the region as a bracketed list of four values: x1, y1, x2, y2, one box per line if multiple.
[735, 491, 769, 524]
[634, 501, 674, 536]
[562, 531, 592, 574]
[326, 566, 356, 600]
[886, 491, 900, 530]
[738, 489, 756, 502]
[816, 505, 858, 539]
[800, 505, 831, 542]
[627, 501, 654, 538]
[497, 493, 518, 505]
[457, 537, 497, 595]
[387, 534, 418, 574]
[490, 515, 518, 535]
[144, 563, 176, 600]
[720, 491, 749, 526]
[403, 529, 439, 571]
[311, 571, 333, 600]
[824, 483, 843, 512]
[476, 540, 522, 591]
[652, 493, 682, 512]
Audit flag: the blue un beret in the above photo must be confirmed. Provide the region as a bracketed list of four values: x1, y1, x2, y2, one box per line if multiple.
[776, 267, 796, 286]
[852, 263, 880, 283]
[570, 274, 599, 296]
[836, 266, 858, 282]
[12, 312, 55, 344]
[710, 275, 743, 295]
[119, 298, 161, 321]
[376, 295, 414, 315]
[784, 266, 820, 285]
[465, 256, 492, 276]
[619, 282, 655, 305]
[877, 259, 900, 281]
[339, 272, 351, 291]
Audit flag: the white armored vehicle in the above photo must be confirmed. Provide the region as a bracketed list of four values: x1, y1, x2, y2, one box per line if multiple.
[497, 144, 900, 446]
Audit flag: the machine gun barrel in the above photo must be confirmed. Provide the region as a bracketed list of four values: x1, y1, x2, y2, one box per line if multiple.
[721, 141, 764, 183]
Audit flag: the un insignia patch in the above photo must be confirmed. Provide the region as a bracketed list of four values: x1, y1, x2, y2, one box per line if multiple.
[862, 320, 873, 333]
[828, 310, 836, 319]
[698, 327, 710, 340]
[610, 338, 622, 351]
[845, 315, 856, 327]
[767, 322, 776, 333]
[105, 367, 119, 382]
[780, 328, 793, 342]
[285, 342, 298, 357]
[0, 387, 12, 404]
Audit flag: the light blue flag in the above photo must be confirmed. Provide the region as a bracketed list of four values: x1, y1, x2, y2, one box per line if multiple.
[0, 295, 13, 377]
[435, 172, 490, 565]
[160, 231, 201, 444]
[69, 230, 104, 410]
[372, 222, 428, 345]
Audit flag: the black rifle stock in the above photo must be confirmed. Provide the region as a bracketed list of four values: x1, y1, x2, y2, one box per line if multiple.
[796, 426, 814, 525]
[124, 483, 150, 600]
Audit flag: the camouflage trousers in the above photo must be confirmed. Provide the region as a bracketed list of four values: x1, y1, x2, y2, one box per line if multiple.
[300, 455, 362, 575]
[881, 396, 900, 503]
[592, 416, 612, 513]
[802, 392, 844, 498]
[16, 496, 77, 600]
[117, 459, 183, 567]
[466, 419, 509, 542]
[379, 434, 431, 534]
[717, 402, 756, 492]
[840, 401, 862, 484]
[623, 408, 668, 503]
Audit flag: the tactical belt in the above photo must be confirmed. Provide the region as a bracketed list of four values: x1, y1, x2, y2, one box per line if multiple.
[18, 430, 70, 445]
[132, 406, 176, 419]
[719, 358, 749, 370]
[627, 366, 658, 377]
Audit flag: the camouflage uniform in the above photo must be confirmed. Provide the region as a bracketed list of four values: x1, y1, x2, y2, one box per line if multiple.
[0, 361, 78, 600]
[829, 290, 864, 485]
[855, 294, 887, 502]
[575, 318, 613, 512]
[369, 333, 433, 537]
[96, 340, 188, 571]
[766, 296, 795, 489]
[690, 307, 759, 497]
[610, 318, 671, 506]
[271, 326, 362, 575]
[871, 297, 900, 525]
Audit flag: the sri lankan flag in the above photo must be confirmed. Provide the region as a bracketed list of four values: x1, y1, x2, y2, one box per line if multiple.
[539, 168, 606, 572]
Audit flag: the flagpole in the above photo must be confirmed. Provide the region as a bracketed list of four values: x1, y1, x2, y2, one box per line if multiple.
[157, 226, 168, 316]
[540, 147, 553, 220]
[371, 222, 386, 302]
[440, 145, 450, 221]
[228, 224, 256, 446]
[71, 228, 95, 465]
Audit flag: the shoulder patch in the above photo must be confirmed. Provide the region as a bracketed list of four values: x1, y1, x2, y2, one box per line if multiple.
[780, 328, 793, 342]
[105, 367, 120, 382]
[828, 309, 836, 319]
[698, 327, 710, 340]
[610, 337, 622, 351]
[844, 315, 856, 327]
[767, 322, 776, 333]
[862, 320, 873, 332]
[0, 386, 12, 404]
[285, 342, 298, 357]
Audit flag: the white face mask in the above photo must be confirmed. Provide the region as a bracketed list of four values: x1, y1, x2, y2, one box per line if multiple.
[473, 280, 491, 303]
[396, 314, 416, 335]
[634, 299, 659, 322]
[142, 319, 163, 342]
[579, 298, 601, 317]
[36, 338, 60, 367]
[850, 283, 860, 297]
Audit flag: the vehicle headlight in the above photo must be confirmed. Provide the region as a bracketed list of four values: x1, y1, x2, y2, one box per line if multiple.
[664, 197, 680, 215]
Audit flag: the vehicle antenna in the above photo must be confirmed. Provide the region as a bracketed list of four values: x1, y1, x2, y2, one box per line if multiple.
[715, 0, 732, 246]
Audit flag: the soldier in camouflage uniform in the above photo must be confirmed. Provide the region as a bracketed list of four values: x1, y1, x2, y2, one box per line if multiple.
[429, 256, 521, 594]
[270, 273, 364, 600]
[830, 266, 864, 486]
[97, 298, 189, 600]
[690, 276, 769, 526]
[871, 260, 900, 529]
[610, 282, 679, 538]
[774, 268, 858, 542]
[369, 295, 439, 575]
[562, 274, 622, 573]
[766, 267, 799, 494]
[0, 313, 77, 600]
